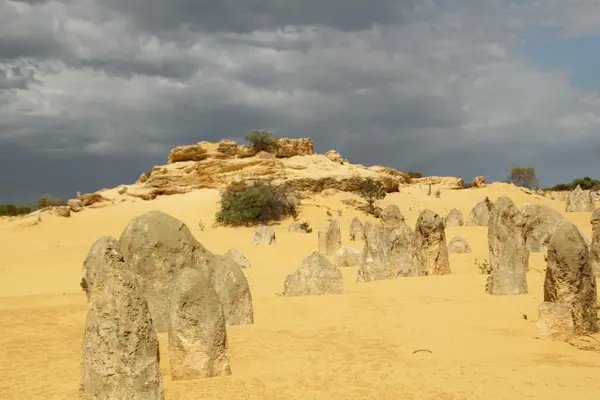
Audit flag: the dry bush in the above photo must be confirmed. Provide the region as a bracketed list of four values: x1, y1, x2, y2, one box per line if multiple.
[353, 177, 386, 216]
[474, 258, 491, 274]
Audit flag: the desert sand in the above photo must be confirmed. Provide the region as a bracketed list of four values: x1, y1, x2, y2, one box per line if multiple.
[0, 182, 599, 400]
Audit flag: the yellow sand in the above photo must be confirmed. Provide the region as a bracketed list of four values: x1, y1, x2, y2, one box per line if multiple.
[0, 182, 598, 400]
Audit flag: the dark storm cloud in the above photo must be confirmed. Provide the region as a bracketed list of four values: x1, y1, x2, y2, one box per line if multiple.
[1, 0, 600, 204]
[99, 0, 433, 34]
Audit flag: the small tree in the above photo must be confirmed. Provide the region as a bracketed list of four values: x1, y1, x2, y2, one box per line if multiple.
[406, 171, 423, 179]
[245, 130, 277, 152]
[507, 166, 539, 190]
[354, 177, 386, 215]
[37, 194, 66, 210]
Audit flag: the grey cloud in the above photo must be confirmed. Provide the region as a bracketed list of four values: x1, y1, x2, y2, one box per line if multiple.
[1, 0, 600, 204]
[99, 0, 436, 34]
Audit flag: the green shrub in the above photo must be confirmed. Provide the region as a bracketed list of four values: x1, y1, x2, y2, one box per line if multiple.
[353, 177, 386, 216]
[507, 166, 539, 190]
[0, 203, 35, 216]
[245, 130, 277, 152]
[37, 194, 66, 210]
[406, 171, 423, 179]
[215, 181, 297, 226]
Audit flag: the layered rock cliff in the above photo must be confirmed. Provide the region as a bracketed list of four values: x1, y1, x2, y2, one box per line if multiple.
[72, 137, 463, 207]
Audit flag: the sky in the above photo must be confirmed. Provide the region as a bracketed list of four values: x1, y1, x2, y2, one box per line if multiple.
[1, 0, 600, 204]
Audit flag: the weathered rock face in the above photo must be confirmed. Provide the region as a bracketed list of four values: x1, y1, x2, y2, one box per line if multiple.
[381, 205, 405, 228]
[411, 176, 464, 190]
[466, 201, 490, 226]
[81, 236, 122, 300]
[168, 138, 314, 164]
[333, 246, 362, 268]
[448, 236, 471, 254]
[325, 150, 345, 164]
[534, 302, 575, 341]
[565, 185, 594, 212]
[80, 247, 163, 400]
[284, 252, 343, 296]
[445, 208, 464, 227]
[591, 211, 600, 276]
[68, 198, 84, 212]
[520, 204, 566, 252]
[205, 254, 254, 326]
[252, 226, 276, 245]
[169, 268, 231, 380]
[349, 217, 364, 241]
[486, 196, 529, 295]
[413, 209, 451, 276]
[389, 224, 416, 277]
[225, 248, 251, 269]
[472, 176, 486, 188]
[544, 221, 598, 334]
[356, 222, 392, 283]
[118, 211, 204, 332]
[119, 210, 254, 331]
[318, 219, 342, 256]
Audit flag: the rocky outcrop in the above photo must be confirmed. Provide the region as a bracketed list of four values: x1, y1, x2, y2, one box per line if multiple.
[534, 302, 575, 341]
[168, 138, 314, 164]
[225, 248, 251, 269]
[80, 243, 163, 400]
[356, 222, 392, 283]
[411, 176, 464, 190]
[284, 252, 344, 296]
[590, 209, 600, 276]
[349, 217, 364, 241]
[389, 224, 416, 277]
[380, 204, 405, 228]
[413, 209, 451, 276]
[81, 236, 122, 300]
[520, 204, 566, 252]
[67, 199, 84, 212]
[318, 219, 342, 256]
[472, 176, 486, 188]
[169, 268, 231, 380]
[119, 211, 254, 331]
[486, 196, 529, 295]
[448, 236, 471, 253]
[325, 150, 345, 164]
[333, 246, 362, 268]
[445, 208, 464, 227]
[565, 185, 594, 212]
[252, 226, 276, 245]
[544, 222, 598, 335]
[466, 200, 491, 226]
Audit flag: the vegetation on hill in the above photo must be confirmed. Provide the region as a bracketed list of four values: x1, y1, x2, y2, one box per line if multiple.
[353, 177, 386, 216]
[245, 130, 277, 152]
[215, 180, 297, 226]
[0, 194, 66, 217]
[506, 166, 540, 190]
[544, 176, 600, 192]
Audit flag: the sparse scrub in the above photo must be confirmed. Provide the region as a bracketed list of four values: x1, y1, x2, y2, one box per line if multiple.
[0, 204, 34, 216]
[435, 189, 441, 198]
[245, 130, 277, 152]
[507, 166, 539, 190]
[353, 177, 386, 216]
[545, 176, 600, 191]
[475, 258, 491, 274]
[407, 171, 423, 179]
[215, 180, 297, 226]
[36, 194, 66, 210]
[300, 221, 313, 233]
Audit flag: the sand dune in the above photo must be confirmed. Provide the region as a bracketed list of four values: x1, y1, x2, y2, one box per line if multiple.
[0, 182, 598, 399]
